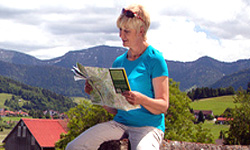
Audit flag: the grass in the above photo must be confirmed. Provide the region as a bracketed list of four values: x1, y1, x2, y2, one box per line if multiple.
[1, 116, 32, 122]
[0, 128, 11, 143]
[72, 97, 91, 105]
[203, 120, 229, 141]
[189, 95, 238, 116]
[0, 93, 12, 108]
[71, 97, 87, 104]
[190, 95, 239, 142]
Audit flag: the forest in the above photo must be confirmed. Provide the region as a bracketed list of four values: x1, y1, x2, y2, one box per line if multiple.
[0, 76, 77, 113]
[187, 86, 236, 101]
[187, 83, 250, 101]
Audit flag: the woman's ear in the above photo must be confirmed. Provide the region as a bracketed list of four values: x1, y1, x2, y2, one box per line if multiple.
[139, 26, 145, 37]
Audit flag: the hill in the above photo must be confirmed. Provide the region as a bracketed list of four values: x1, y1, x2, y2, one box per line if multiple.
[45, 45, 127, 68]
[0, 48, 43, 65]
[168, 56, 250, 90]
[210, 68, 250, 90]
[0, 45, 250, 95]
[0, 76, 76, 112]
[0, 60, 85, 96]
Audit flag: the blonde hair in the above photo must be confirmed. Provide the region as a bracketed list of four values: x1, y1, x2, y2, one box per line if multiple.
[117, 4, 150, 40]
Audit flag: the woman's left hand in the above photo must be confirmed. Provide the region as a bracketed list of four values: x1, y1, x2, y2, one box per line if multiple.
[122, 91, 143, 105]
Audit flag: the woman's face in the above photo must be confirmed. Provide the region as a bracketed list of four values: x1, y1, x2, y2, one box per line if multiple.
[119, 27, 140, 48]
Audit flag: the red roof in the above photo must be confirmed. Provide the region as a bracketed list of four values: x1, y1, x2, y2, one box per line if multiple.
[22, 118, 68, 148]
[217, 117, 233, 121]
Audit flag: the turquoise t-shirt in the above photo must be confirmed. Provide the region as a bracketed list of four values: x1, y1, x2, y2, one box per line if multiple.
[112, 45, 168, 132]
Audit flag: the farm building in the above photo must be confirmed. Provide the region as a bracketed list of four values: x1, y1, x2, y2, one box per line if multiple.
[3, 118, 68, 150]
[193, 110, 214, 119]
[216, 117, 233, 125]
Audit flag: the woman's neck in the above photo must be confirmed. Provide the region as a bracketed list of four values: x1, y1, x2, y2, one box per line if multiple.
[127, 42, 149, 60]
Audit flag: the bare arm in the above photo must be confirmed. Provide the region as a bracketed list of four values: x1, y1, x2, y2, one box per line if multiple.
[84, 80, 93, 94]
[103, 105, 118, 115]
[122, 76, 169, 115]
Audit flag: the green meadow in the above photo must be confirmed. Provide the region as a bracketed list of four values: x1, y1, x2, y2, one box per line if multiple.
[0, 93, 13, 108]
[190, 95, 239, 141]
[190, 95, 238, 116]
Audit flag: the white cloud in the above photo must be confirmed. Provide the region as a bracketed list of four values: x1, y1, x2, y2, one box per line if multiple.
[0, 0, 249, 62]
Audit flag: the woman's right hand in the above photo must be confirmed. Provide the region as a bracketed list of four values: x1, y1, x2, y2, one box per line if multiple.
[103, 105, 117, 115]
[84, 80, 93, 94]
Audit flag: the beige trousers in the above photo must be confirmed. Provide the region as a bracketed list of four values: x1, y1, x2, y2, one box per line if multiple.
[66, 120, 164, 150]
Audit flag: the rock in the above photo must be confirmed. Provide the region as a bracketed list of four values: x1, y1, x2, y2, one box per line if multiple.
[98, 139, 250, 150]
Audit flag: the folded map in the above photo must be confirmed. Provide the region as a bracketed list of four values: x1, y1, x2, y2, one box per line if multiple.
[71, 63, 140, 111]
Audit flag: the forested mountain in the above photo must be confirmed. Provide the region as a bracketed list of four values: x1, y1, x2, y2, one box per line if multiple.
[210, 68, 250, 90]
[167, 56, 250, 90]
[0, 60, 84, 96]
[0, 48, 43, 65]
[45, 45, 127, 68]
[0, 45, 250, 95]
[0, 76, 76, 112]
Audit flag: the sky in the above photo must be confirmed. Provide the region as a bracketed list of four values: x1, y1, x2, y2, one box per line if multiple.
[0, 0, 250, 62]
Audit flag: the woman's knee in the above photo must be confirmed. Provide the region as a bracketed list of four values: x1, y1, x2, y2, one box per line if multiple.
[65, 141, 77, 150]
[65, 139, 94, 150]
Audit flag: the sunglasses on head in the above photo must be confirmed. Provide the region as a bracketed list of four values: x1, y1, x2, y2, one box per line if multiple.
[122, 8, 145, 24]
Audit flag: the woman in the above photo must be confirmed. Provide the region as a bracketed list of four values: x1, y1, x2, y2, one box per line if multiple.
[66, 4, 169, 150]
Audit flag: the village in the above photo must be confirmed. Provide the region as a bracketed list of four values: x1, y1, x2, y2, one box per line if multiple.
[0, 109, 233, 150]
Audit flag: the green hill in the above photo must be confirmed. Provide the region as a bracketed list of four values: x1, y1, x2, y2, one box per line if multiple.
[0, 93, 12, 108]
[190, 95, 239, 116]
[0, 76, 77, 113]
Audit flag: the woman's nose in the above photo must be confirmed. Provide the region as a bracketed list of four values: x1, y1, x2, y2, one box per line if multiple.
[119, 30, 123, 38]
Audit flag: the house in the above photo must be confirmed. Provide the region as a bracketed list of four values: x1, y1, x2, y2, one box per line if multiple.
[216, 117, 233, 125]
[0, 108, 29, 117]
[3, 118, 68, 150]
[43, 110, 67, 119]
[18, 110, 29, 117]
[193, 110, 214, 119]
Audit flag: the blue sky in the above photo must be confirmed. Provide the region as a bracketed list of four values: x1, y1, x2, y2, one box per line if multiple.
[0, 0, 249, 62]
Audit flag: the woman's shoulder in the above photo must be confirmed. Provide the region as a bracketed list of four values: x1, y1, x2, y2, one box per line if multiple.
[112, 51, 127, 67]
[145, 45, 165, 60]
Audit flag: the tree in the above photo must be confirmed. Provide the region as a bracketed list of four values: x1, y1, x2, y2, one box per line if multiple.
[55, 100, 114, 149]
[45, 111, 51, 119]
[221, 108, 233, 117]
[197, 111, 205, 123]
[56, 79, 214, 149]
[226, 86, 235, 95]
[164, 79, 213, 143]
[224, 89, 250, 145]
[247, 82, 250, 93]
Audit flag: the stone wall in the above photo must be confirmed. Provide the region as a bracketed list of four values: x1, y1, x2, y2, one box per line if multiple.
[98, 139, 250, 150]
[160, 140, 249, 150]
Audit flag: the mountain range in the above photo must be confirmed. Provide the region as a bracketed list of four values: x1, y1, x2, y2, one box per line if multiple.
[0, 45, 250, 96]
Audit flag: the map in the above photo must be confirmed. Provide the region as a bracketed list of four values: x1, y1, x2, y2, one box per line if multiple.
[72, 63, 140, 111]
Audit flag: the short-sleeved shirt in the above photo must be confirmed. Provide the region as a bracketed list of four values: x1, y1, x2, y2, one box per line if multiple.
[112, 45, 168, 132]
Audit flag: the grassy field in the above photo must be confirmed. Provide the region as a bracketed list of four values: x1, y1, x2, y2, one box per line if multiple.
[190, 95, 238, 116]
[0, 93, 12, 108]
[0, 128, 11, 143]
[71, 97, 89, 104]
[190, 95, 239, 142]
[203, 120, 229, 141]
